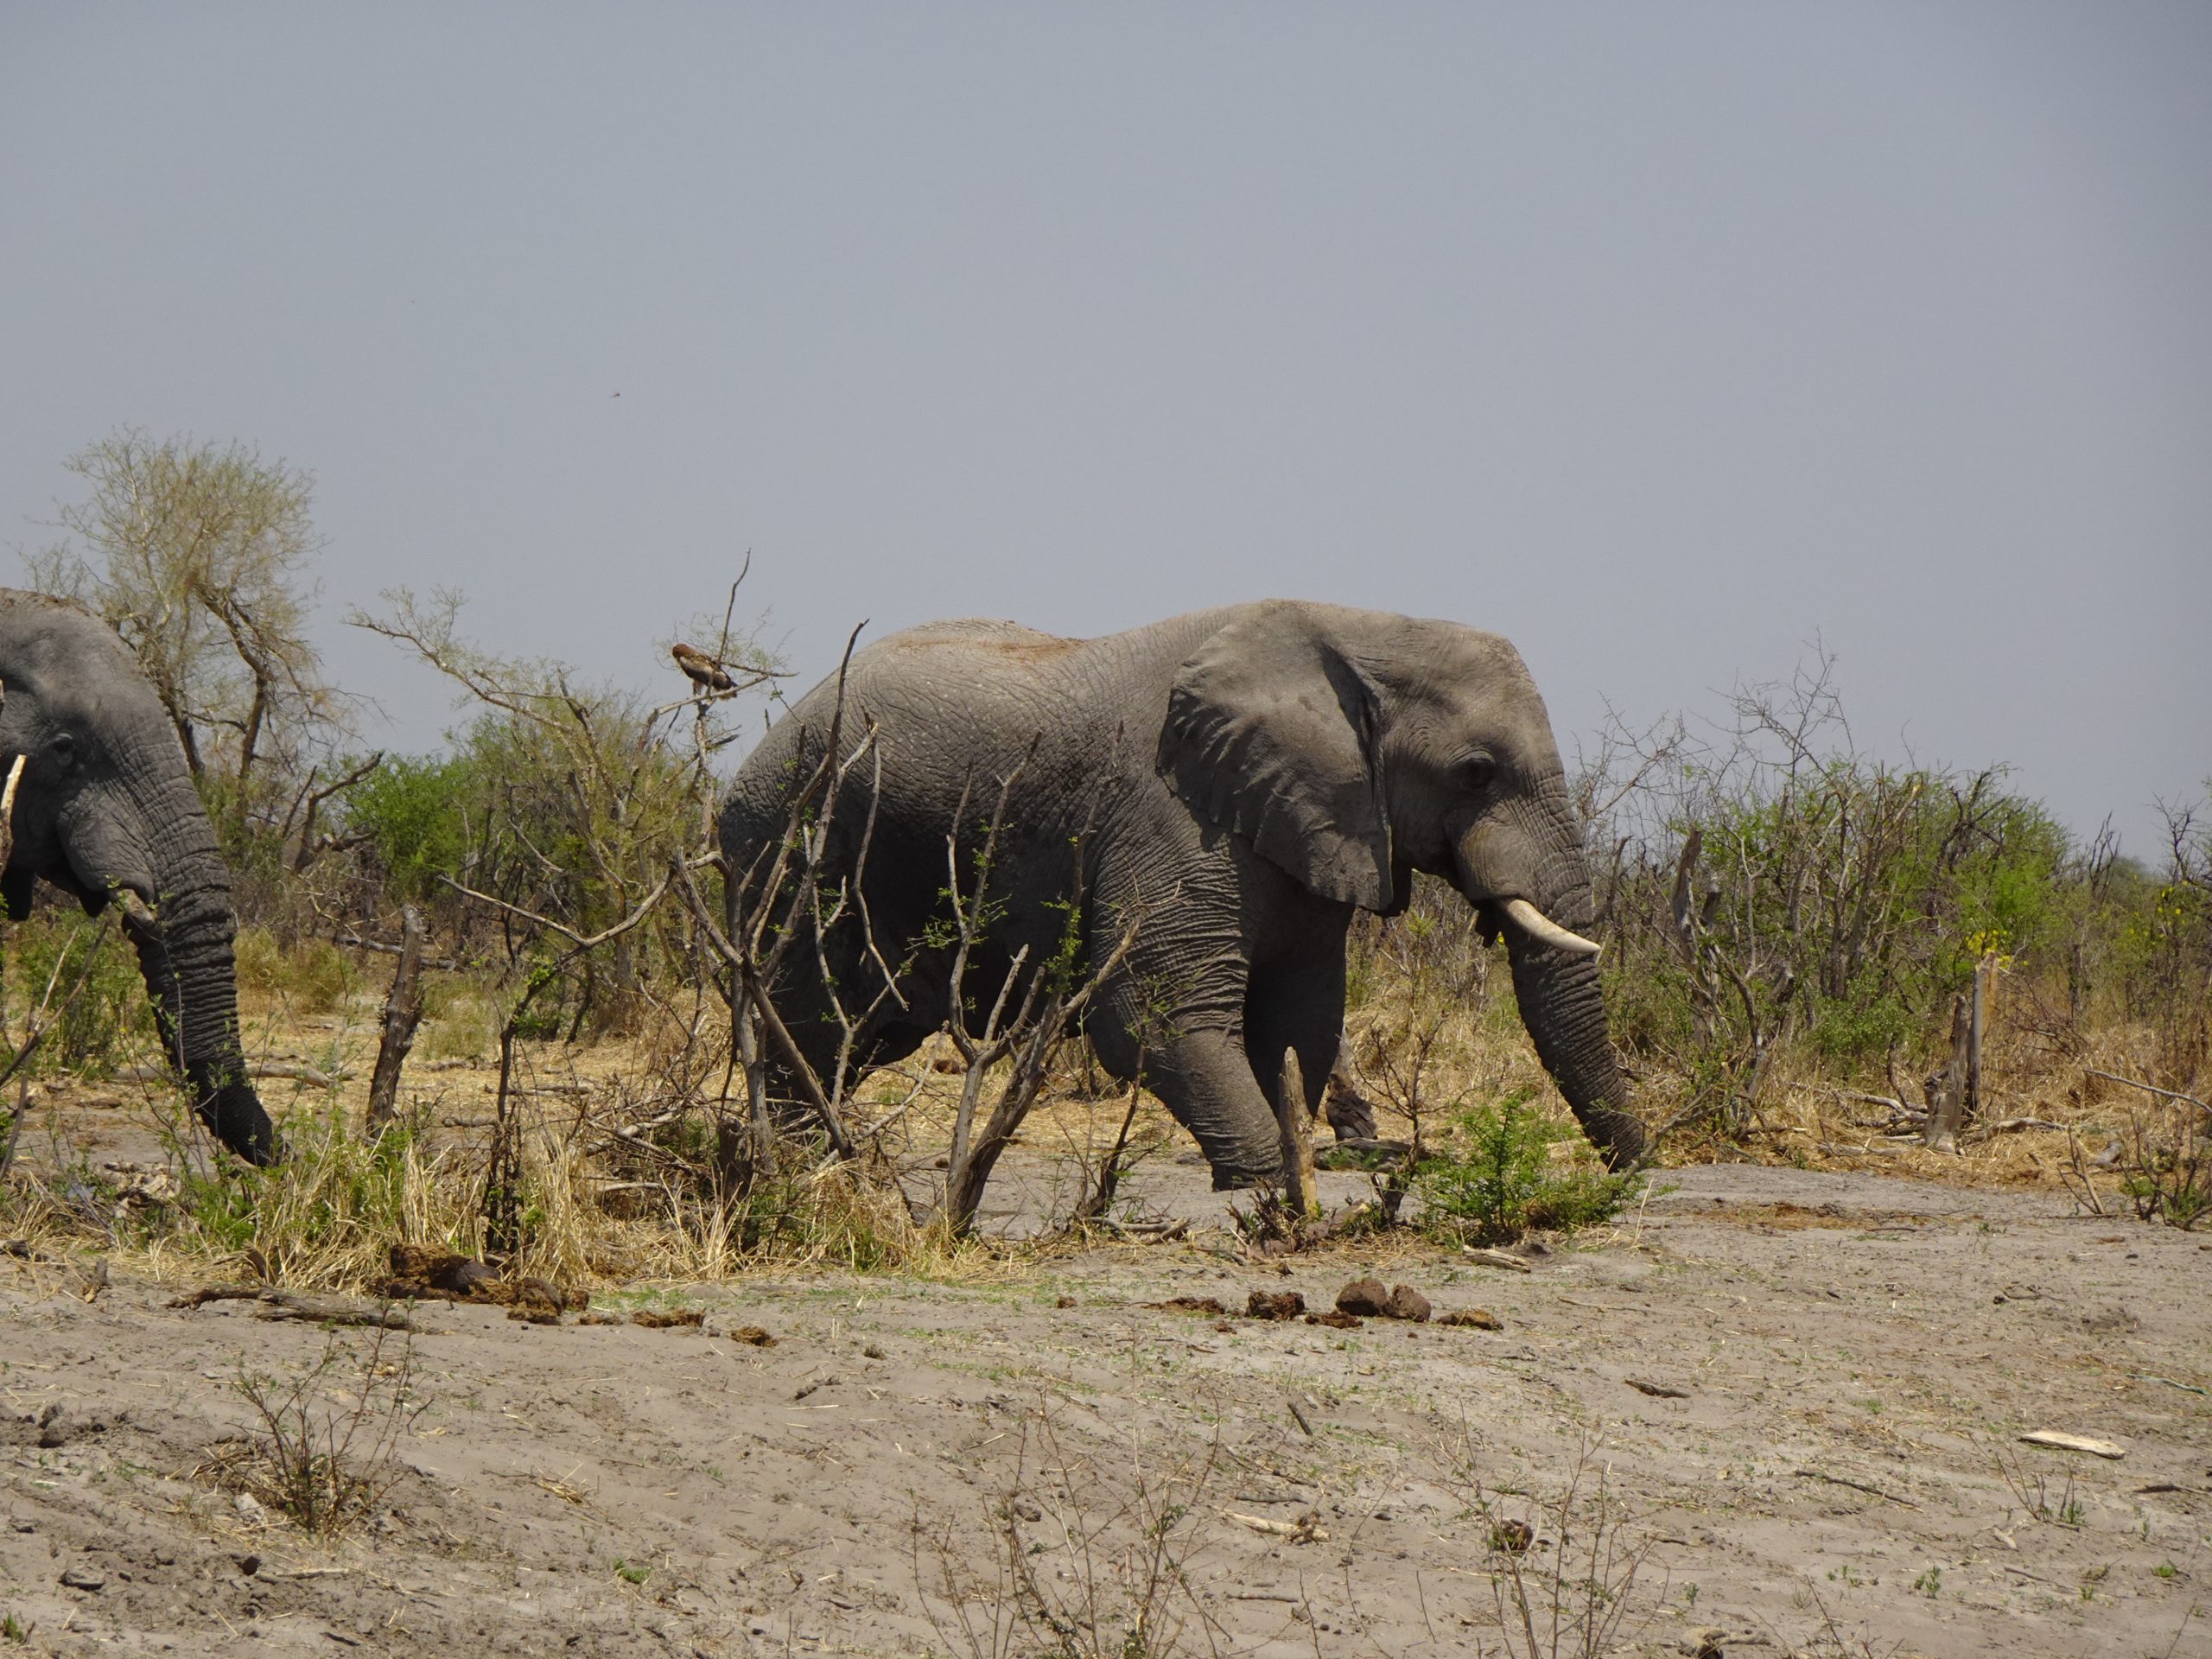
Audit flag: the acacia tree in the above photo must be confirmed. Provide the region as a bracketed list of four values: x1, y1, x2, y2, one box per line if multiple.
[28, 430, 352, 864]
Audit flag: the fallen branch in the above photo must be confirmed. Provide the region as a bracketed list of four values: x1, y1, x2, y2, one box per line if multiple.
[327, 928, 464, 972]
[169, 1287, 416, 1330]
[1220, 1509, 1327, 1542]
[2018, 1430, 2126, 1459]
[1460, 1246, 1534, 1274]
[1098, 1217, 1188, 1242]
[118, 1060, 349, 1089]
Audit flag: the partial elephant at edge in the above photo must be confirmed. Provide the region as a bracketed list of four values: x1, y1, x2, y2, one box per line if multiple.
[0, 588, 278, 1164]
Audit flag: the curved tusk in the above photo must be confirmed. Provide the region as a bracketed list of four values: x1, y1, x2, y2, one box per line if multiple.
[1502, 898, 1602, 957]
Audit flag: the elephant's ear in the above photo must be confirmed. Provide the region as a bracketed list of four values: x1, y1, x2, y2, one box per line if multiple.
[1156, 607, 1395, 910]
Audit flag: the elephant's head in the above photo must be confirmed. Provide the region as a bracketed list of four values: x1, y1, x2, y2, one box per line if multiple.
[1158, 601, 1646, 1167]
[0, 592, 276, 1163]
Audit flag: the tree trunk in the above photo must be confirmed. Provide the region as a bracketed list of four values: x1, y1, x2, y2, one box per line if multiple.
[365, 906, 426, 1133]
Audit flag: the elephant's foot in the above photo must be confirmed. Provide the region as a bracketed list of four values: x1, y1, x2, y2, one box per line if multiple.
[1209, 1155, 1283, 1192]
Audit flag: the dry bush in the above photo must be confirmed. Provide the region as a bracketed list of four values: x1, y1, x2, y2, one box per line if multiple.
[205, 1322, 424, 1535]
[1432, 1423, 1660, 1659]
[916, 1399, 1227, 1659]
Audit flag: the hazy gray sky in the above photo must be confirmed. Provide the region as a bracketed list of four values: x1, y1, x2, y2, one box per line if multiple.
[4, 3, 2207, 853]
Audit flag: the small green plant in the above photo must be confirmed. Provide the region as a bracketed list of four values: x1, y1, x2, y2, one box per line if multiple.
[1990, 1439, 2086, 1529]
[2155, 1562, 2178, 1580]
[613, 1559, 650, 1586]
[1913, 1566, 1942, 1598]
[2, 1611, 27, 1643]
[6, 912, 150, 1077]
[1414, 1087, 1643, 1245]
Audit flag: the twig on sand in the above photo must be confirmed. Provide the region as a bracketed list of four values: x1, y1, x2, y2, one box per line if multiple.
[1792, 1467, 1920, 1508]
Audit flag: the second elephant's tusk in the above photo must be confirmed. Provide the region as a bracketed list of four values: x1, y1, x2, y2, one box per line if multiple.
[1502, 898, 1602, 957]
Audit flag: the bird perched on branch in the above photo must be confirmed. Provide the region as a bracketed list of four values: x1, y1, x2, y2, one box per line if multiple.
[671, 642, 737, 693]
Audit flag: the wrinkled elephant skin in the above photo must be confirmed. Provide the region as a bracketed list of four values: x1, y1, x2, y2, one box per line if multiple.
[719, 601, 1644, 1188]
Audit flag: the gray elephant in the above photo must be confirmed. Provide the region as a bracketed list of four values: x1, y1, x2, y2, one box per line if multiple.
[0, 591, 277, 1163]
[719, 601, 1643, 1189]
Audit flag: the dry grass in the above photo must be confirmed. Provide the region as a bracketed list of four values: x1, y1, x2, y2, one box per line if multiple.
[3, 916, 2201, 1300]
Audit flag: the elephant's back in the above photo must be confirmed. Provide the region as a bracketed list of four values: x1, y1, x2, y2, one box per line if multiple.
[760, 618, 1109, 758]
[874, 616, 1082, 663]
[720, 615, 1152, 859]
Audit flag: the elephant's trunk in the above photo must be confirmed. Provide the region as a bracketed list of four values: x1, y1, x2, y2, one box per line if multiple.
[1500, 930, 1645, 1168]
[1456, 795, 1647, 1169]
[110, 782, 277, 1165]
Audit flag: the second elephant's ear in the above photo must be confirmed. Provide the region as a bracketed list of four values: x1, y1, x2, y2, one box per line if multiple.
[1156, 606, 1395, 911]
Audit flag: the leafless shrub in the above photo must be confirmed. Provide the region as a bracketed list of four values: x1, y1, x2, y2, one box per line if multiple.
[1432, 1423, 1660, 1659]
[935, 754, 1150, 1236]
[1061, 1074, 1162, 1231]
[683, 652, 1148, 1240]
[1986, 1438, 2085, 1529]
[916, 1399, 1227, 1659]
[2113, 1098, 2211, 1230]
[207, 1322, 424, 1535]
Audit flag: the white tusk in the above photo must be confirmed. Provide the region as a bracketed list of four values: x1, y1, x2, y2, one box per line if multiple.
[1502, 898, 1602, 957]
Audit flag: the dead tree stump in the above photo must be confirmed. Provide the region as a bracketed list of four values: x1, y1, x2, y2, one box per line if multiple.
[1276, 1047, 1318, 1219]
[365, 906, 426, 1133]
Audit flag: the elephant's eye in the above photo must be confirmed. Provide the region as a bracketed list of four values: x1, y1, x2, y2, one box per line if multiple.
[50, 732, 77, 770]
[1461, 753, 1498, 792]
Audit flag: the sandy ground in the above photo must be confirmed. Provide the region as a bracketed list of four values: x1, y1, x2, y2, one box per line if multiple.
[4, 1136, 2209, 1658]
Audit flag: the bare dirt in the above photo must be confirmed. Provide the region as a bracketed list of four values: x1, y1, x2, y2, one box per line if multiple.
[4, 1139, 2209, 1657]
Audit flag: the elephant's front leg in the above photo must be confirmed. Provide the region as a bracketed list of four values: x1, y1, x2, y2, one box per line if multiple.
[1242, 948, 1345, 1130]
[1085, 960, 1280, 1187]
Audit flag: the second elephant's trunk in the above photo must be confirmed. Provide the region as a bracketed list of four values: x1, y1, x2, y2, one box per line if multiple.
[117, 860, 277, 1166]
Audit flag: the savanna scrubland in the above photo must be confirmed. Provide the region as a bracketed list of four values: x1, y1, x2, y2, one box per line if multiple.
[3, 435, 2208, 1656]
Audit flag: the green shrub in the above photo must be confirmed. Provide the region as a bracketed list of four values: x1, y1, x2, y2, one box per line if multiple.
[1415, 1087, 1643, 1245]
[341, 752, 480, 904]
[5, 912, 153, 1076]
